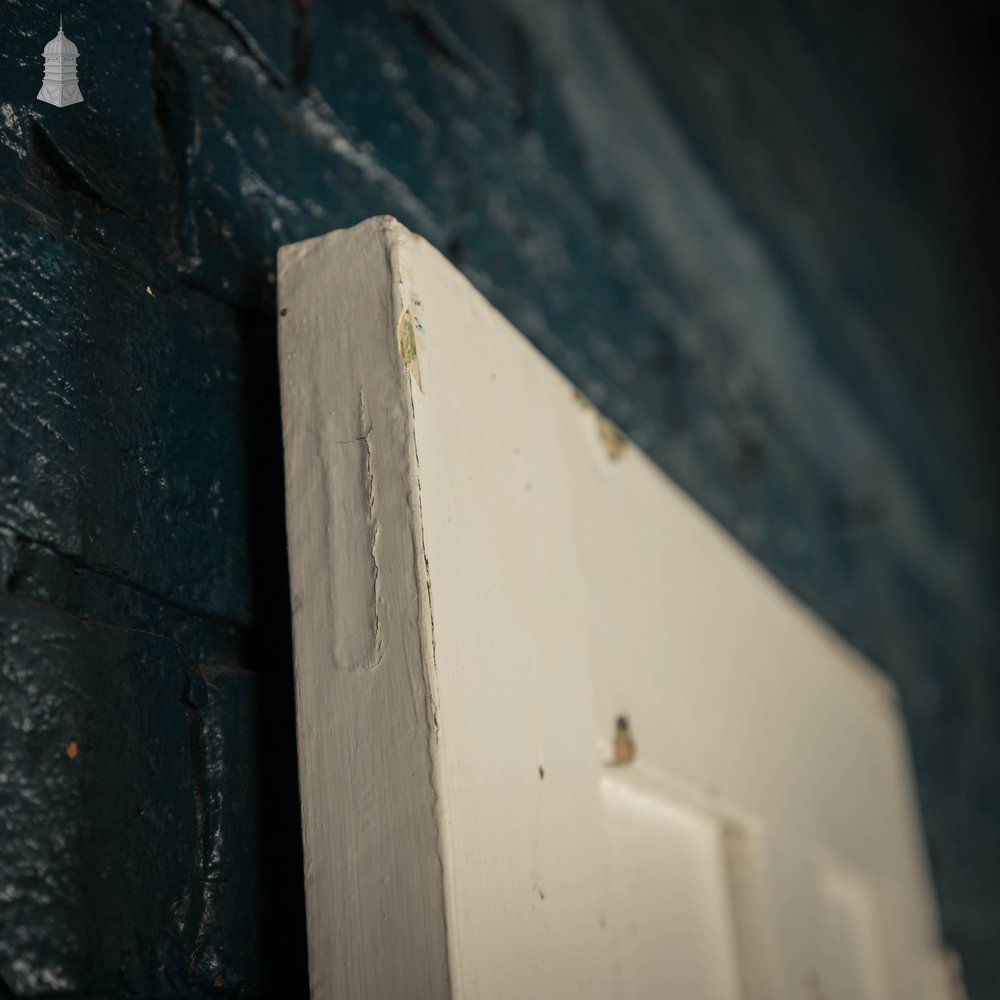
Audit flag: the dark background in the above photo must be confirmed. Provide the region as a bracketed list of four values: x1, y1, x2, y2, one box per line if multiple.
[1, 0, 997, 996]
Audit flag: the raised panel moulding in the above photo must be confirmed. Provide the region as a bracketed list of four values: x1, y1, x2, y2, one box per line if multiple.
[277, 217, 956, 1000]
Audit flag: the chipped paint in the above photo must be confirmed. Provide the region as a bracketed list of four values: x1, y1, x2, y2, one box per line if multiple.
[572, 388, 628, 459]
[608, 715, 637, 766]
[597, 417, 627, 461]
[398, 307, 423, 390]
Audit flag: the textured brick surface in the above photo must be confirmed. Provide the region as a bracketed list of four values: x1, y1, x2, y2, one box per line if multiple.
[0, 0, 996, 996]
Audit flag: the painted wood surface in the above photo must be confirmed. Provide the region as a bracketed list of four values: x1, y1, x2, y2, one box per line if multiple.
[278, 217, 954, 1000]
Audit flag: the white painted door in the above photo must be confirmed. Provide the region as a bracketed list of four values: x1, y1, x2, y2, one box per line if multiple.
[278, 217, 958, 1000]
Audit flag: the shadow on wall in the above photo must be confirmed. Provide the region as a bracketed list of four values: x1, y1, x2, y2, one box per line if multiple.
[235, 267, 310, 1000]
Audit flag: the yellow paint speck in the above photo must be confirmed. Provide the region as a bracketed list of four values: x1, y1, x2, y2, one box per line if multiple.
[65, 740, 79, 760]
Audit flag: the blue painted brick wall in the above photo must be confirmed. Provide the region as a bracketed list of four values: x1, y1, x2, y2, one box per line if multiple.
[1, 0, 996, 996]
